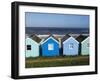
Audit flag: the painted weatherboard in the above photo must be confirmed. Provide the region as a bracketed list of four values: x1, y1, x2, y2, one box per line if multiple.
[81, 37, 89, 55]
[63, 37, 79, 56]
[41, 36, 59, 56]
[25, 38, 39, 57]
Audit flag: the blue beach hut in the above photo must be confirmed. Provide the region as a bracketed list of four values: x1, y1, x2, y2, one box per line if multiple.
[25, 34, 41, 57]
[41, 35, 59, 57]
[62, 35, 79, 56]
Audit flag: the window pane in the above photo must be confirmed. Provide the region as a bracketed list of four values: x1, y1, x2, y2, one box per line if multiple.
[48, 44, 54, 50]
[27, 45, 31, 50]
[69, 43, 74, 49]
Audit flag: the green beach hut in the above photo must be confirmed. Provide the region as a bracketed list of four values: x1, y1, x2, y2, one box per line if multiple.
[76, 35, 89, 55]
[81, 37, 89, 55]
[25, 34, 41, 57]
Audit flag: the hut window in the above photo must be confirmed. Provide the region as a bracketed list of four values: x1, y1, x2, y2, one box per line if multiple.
[69, 43, 74, 49]
[27, 45, 31, 50]
[48, 44, 54, 50]
[87, 43, 89, 47]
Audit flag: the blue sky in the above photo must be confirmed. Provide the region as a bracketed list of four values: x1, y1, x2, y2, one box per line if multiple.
[25, 12, 89, 28]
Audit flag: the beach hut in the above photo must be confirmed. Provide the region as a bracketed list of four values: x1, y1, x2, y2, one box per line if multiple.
[76, 35, 89, 55]
[41, 35, 59, 57]
[25, 34, 41, 57]
[62, 34, 79, 56]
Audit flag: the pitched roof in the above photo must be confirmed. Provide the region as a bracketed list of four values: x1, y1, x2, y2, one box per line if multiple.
[41, 35, 59, 44]
[76, 34, 88, 42]
[30, 34, 41, 43]
[43, 35, 59, 42]
[61, 34, 71, 42]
